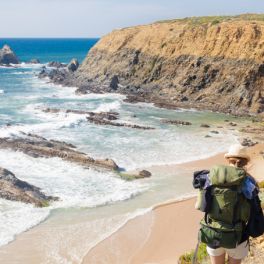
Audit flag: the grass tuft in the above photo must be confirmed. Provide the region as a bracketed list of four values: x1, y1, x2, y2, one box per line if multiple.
[40, 200, 50, 207]
[178, 243, 208, 264]
[258, 181, 264, 189]
[156, 14, 264, 26]
[118, 172, 137, 181]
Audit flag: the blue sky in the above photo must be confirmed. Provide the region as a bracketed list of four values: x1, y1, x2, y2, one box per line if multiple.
[1, 0, 264, 37]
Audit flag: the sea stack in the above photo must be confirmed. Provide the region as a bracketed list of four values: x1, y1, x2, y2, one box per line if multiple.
[0, 44, 19, 65]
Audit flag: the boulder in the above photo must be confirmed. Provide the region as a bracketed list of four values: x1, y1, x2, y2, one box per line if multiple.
[67, 58, 79, 72]
[0, 45, 19, 65]
[27, 59, 40, 64]
[210, 130, 219, 134]
[0, 167, 58, 207]
[75, 86, 89, 95]
[200, 124, 210, 128]
[138, 170, 152, 178]
[229, 122, 237, 127]
[163, 119, 192, 125]
[47, 61, 66, 68]
[240, 138, 258, 147]
[119, 169, 152, 181]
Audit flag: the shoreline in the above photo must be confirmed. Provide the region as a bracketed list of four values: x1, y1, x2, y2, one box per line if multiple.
[82, 143, 264, 264]
[0, 144, 262, 264]
[0, 148, 229, 263]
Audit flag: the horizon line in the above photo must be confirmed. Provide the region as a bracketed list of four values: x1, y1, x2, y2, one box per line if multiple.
[0, 37, 100, 39]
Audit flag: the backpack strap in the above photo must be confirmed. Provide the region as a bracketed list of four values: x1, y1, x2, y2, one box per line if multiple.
[232, 187, 241, 227]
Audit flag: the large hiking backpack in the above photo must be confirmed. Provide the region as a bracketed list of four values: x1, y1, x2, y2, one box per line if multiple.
[198, 165, 251, 249]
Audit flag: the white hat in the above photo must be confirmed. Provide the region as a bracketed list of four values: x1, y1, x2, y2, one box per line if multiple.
[224, 144, 250, 161]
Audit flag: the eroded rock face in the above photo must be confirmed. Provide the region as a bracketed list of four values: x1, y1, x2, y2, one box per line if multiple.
[0, 167, 58, 207]
[70, 16, 264, 116]
[0, 133, 119, 171]
[0, 45, 19, 65]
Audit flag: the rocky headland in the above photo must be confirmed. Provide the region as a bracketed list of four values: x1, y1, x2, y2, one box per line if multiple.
[39, 14, 264, 117]
[0, 167, 57, 207]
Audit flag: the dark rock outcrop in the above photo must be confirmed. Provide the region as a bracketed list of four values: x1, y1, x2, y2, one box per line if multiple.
[210, 130, 219, 134]
[138, 170, 152, 178]
[201, 124, 210, 128]
[67, 58, 79, 72]
[27, 59, 40, 64]
[0, 134, 119, 171]
[87, 112, 155, 130]
[0, 167, 58, 207]
[47, 61, 66, 68]
[119, 169, 152, 180]
[0, 45, 19, 65]
[163, 119, 192, 126]
[110, 75, 119, 90]
[240, 138, 258, 147]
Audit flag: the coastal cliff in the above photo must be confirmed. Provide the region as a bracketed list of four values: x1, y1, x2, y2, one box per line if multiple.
[74, 14, 264, 115]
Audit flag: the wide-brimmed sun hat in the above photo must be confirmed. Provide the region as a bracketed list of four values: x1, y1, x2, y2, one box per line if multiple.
[224, 144, 250, 161]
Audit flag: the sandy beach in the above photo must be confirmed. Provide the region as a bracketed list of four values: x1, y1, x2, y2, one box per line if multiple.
[82, 144, 264, 264]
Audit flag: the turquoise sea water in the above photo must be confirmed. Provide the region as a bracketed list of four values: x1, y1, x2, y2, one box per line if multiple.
[0, 39, 246, 262]
[0, 38, 98, 63]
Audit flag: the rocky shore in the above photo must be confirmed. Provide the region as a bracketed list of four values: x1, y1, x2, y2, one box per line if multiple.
[0, 167, 57, 207]
[0, 133, 119, 171]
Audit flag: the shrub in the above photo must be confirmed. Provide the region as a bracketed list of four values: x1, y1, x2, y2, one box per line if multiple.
[211, 20, 220, 25]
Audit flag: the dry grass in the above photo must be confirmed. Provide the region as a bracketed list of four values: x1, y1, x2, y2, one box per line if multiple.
[156, 14, 264, 26]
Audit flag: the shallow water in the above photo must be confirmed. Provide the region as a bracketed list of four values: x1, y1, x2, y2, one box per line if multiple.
[0, 39, 249, 260]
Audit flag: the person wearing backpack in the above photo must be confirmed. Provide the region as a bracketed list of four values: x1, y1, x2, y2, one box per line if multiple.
[193, 145, 264, 264]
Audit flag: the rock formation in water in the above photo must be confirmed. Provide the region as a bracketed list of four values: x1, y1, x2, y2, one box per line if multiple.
[27, 59, 40, 64]
[0, 167, 58, 207]
[0, 45, 19, 65]
[67, 58, 79, 72]
[43, 14, 264, 116]
[41, 108, 155, 130]
[0, 133, 119, 171]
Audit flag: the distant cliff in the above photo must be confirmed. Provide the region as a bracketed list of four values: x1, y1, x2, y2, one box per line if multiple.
[74, 15, 264, 115]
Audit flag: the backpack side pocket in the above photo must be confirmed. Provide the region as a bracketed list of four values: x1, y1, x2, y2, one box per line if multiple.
[195, 187, 212, 212]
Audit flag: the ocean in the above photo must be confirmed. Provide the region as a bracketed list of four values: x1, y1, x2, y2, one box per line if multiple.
[0, 38, 246, 263]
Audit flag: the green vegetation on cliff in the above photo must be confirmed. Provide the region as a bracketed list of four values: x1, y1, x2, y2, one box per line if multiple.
[157, 13, 264, 25]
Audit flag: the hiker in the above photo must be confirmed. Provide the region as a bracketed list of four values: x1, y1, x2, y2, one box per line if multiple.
[193, 145, 264, 264]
